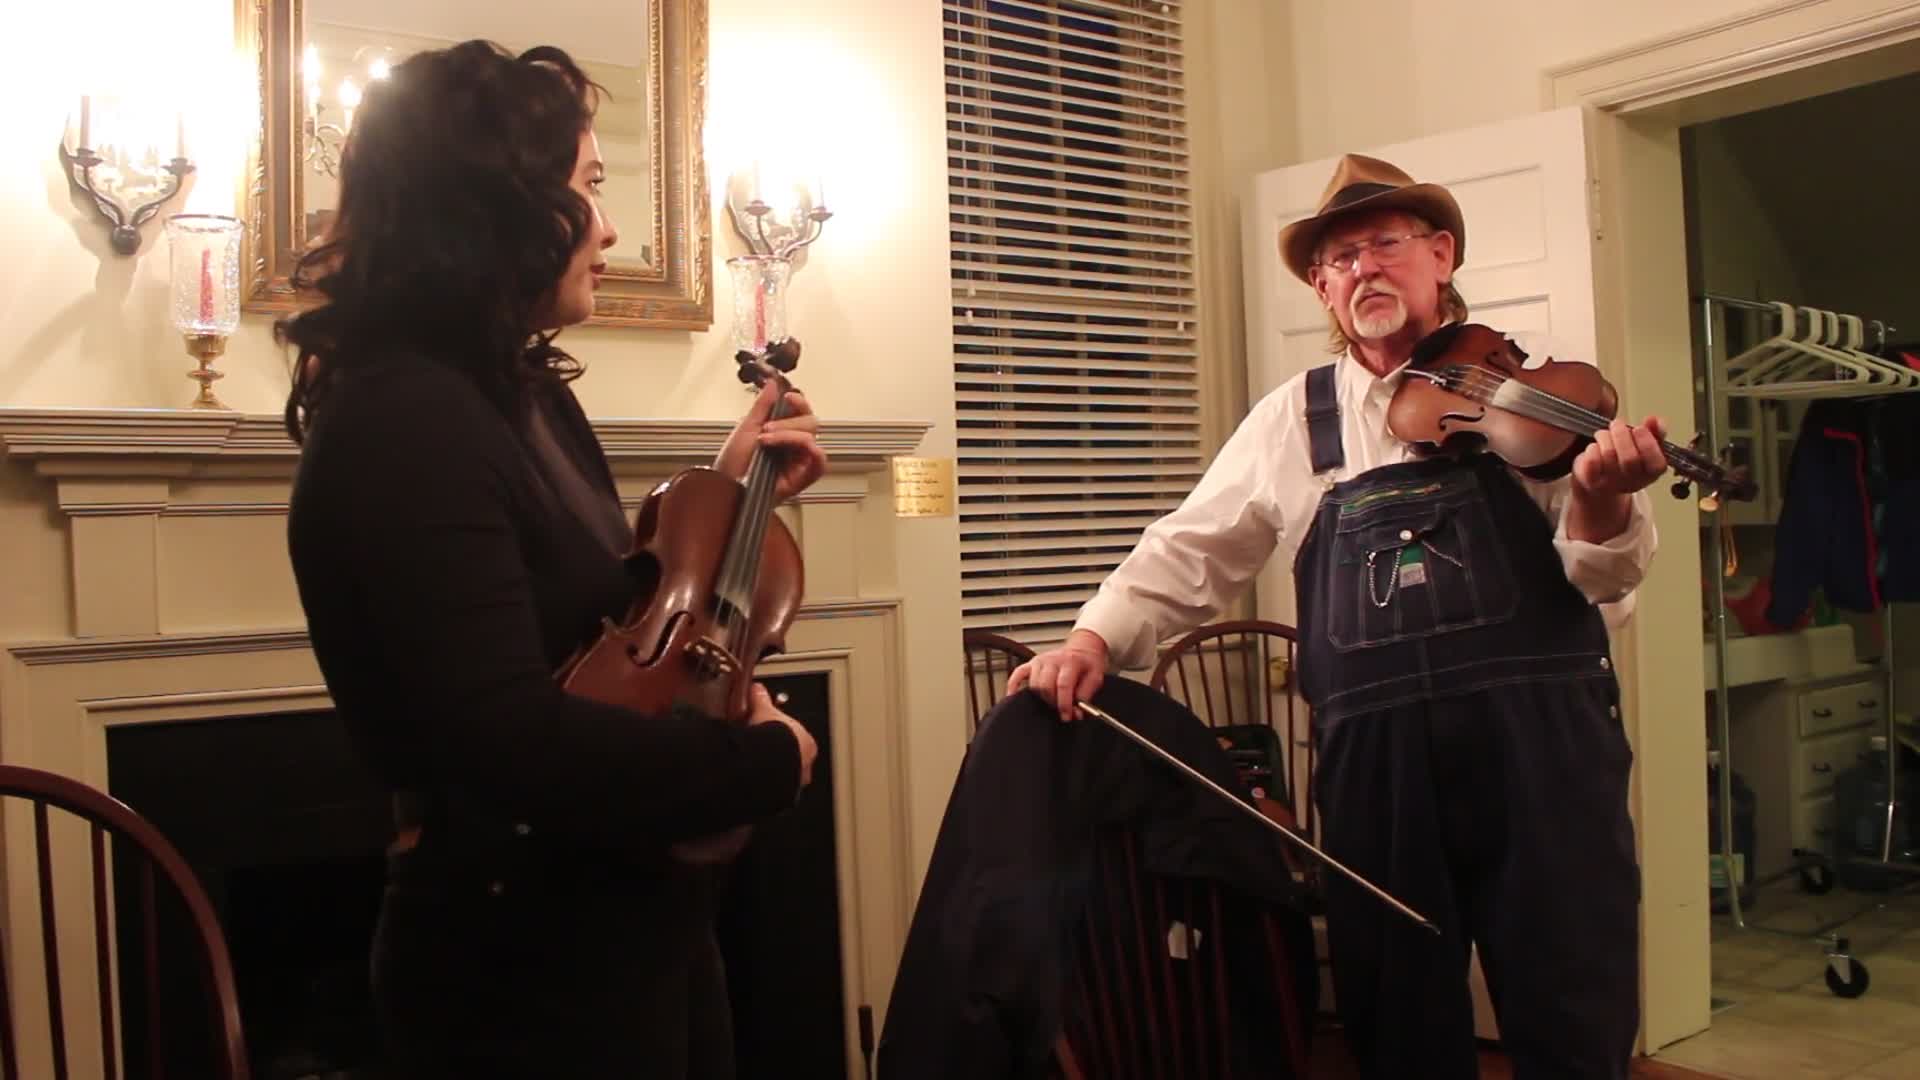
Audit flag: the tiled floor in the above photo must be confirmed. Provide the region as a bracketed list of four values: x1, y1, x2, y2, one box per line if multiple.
[1650, 874, 1920, 1079]
[1307, 1035, 1720, 1077]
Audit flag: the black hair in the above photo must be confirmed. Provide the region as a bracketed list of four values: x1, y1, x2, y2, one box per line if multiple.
[277, 40, 605, 441]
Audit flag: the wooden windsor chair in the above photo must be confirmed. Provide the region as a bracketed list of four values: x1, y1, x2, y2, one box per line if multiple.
[1054, 828, 1314, 1079]
[1149, 620, 1313, 843]
[0, 763, 249, 1080]
[962, 629, 1035, 737]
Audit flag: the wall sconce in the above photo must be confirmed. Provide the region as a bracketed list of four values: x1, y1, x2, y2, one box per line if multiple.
[304, 44, 392, 179]
[164, 214, 244, 409]
[724, 168, 831, 377]
[725, 167, 833, 262]
[58, 95, 194, 255]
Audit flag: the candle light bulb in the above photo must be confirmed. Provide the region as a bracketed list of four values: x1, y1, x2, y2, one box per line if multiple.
[339, 79, 362, 132]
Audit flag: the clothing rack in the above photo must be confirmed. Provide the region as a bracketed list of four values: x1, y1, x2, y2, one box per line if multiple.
[1698, 293, 1916, 996]
[1701, 291, 1900, 351]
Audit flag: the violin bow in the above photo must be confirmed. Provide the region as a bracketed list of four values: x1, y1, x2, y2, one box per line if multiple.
[1075, 700, 1440, 935]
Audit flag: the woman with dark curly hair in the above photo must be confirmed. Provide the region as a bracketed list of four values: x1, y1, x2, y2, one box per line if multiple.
[282, 40, 824, 1078]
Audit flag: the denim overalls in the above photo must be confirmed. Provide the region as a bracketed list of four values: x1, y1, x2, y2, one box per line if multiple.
[1293, 364, 1640, 1079]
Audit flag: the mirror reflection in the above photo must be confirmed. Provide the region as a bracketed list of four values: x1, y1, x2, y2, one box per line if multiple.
[302, 0, 655, 270]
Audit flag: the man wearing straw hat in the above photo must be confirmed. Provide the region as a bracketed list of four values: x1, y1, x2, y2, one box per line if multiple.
[1011, 154, 1671, 1078]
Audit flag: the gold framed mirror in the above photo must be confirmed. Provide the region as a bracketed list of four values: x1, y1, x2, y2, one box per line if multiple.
[237, 0, 710, 329]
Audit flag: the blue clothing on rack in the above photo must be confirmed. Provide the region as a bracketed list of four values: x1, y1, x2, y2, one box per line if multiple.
[1766, 395, 1920, 627]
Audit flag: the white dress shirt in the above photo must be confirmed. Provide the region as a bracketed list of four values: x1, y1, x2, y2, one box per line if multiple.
[1075, 331, 1658, 671]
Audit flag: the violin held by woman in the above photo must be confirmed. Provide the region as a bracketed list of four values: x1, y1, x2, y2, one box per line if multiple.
[1389, 322, 1757, 508]
[558, 338, 815, 864]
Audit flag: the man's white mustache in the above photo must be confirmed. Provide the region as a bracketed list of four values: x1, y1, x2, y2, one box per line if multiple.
[1352, 286, 1402, 313]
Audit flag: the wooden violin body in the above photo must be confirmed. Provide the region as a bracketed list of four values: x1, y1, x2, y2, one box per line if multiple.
[1387, 323, 1616, 479]
[555, 340, 807, 864]
[1388, 322, 1756, 504]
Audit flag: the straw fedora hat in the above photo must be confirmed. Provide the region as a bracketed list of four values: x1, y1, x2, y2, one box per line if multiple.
[1276, 154, 1465, 283]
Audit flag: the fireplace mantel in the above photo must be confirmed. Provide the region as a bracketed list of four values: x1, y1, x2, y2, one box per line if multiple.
[0, 406, 931, 474]
[0, 404, 928, 1080]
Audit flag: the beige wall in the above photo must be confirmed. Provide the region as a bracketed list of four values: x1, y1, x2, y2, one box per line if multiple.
[1188, 0, 1301, 447]
[1281, 0, 1773, 162]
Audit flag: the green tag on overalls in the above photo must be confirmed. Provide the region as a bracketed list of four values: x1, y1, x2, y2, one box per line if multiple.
[1398, 544, 1427, 587]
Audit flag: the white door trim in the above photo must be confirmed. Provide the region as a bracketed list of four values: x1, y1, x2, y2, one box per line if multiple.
[1544, 0, 1920, 114]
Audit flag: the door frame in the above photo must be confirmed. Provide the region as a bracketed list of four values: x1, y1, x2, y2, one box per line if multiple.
[1545, 0, 1920, 1053]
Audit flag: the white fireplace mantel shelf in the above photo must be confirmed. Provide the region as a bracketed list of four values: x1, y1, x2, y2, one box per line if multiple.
[0, 407, 932, 476]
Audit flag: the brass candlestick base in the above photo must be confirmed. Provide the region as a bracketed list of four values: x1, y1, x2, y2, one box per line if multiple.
[184, 333, 230, 410]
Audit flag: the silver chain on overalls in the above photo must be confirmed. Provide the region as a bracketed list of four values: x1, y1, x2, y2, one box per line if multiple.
[1366, 535, 1468, 607]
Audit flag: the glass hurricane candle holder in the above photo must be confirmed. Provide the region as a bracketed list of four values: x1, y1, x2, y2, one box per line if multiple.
[164, 213, 244, 409]
[726, 255, 792, 358]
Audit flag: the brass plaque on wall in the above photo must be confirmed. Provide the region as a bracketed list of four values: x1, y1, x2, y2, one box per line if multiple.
[891, 456, 956, 518]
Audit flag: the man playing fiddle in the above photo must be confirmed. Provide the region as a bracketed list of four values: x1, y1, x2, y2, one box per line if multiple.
[1009, 154, 1669, 1079]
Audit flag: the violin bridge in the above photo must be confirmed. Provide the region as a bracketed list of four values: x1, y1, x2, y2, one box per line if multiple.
[1487, 377, 1529, 412]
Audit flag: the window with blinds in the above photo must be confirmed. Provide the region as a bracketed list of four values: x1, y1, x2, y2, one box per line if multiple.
[944, 0, 1196, 648]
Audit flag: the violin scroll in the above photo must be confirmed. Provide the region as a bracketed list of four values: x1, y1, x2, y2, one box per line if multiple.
[1670, 437, 1754, 512]
[736, 336, 802, 387]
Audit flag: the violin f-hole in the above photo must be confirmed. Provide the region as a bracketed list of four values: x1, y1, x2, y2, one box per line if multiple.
[1436, 407, 1485, 433]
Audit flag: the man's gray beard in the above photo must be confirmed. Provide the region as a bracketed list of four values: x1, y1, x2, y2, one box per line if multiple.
[1353, 297, 1409, 340]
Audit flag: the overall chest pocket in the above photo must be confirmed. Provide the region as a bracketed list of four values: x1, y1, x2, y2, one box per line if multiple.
[1325, 488, 1518, 652]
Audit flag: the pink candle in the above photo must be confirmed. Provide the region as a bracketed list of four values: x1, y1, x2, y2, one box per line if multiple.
[753, 281, 766, 351]
[198, 248, 214, 325]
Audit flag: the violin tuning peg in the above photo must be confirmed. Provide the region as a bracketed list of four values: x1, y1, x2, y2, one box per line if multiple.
[1670, 479, 1692, 500]
[766, 337, 802, 373]
[1700, 493, 1721, 513]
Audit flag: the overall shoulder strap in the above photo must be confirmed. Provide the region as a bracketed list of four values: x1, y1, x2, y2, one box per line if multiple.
[1304, 364, 1344, 474]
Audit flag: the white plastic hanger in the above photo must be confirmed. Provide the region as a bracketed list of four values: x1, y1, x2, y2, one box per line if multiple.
[1837, 313, 1920, 391]
[1721, 301, 1804, 388]
[1753, 308, 1881, 397]
[1725, 304, 1844, 395]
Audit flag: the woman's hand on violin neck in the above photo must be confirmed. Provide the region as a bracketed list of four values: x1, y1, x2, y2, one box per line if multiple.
[749, 682, 818, 791]
[714, 381, 830, 502]
[1568, 414, 1668, 542]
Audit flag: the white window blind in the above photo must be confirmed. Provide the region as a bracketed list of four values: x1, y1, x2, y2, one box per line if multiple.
[944, 0, 1196, 647]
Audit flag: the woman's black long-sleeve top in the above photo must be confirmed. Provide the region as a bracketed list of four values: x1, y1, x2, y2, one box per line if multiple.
[286, 352, 802, 898]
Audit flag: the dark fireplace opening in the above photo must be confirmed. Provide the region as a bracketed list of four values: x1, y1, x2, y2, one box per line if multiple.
[108, 709, 389, 1080]
[105, 671, 845, 1079]
[716, 671, 849, 1078]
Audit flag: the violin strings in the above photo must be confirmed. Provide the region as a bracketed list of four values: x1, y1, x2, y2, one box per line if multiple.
[1442, 367, 1614, 432]
[1443, 368, 1716, 474]
[1456, 370, 1702, 465]
[718, 388, 791, 662]
[734, 399, 786, 655]
[1441, 368, 1721, 485]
